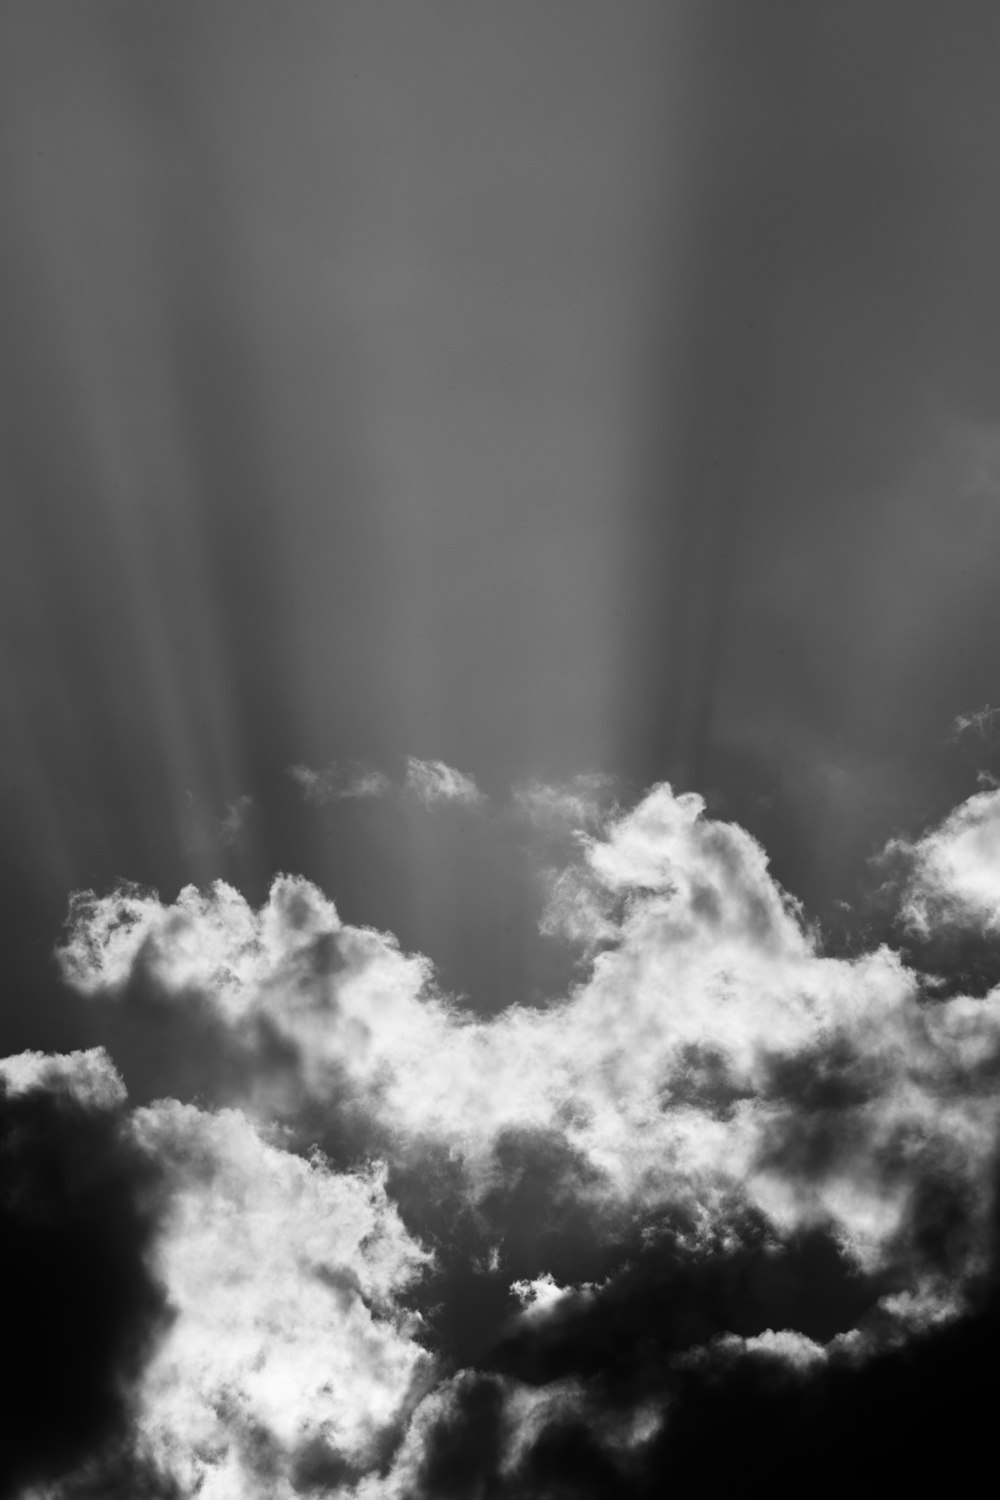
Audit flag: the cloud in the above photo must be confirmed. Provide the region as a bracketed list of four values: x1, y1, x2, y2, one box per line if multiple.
[403, 758, 484, 807]
[0, 1054, 437, 1499]
[0, 1045, 127, 1110]
[288, 762, 391, 805]
[287, 756, 485, 812]
[218, 794, 253, 846]
[512, 773, 615, 832]
[58, 785, 1000, 1289]
[0, 1050, 170, 1499]
[48, 779, 1000, 1493]
[124, 1103, 433, 1499]
[890, 786, 1000, 936]
[951, 703, 1000, 745]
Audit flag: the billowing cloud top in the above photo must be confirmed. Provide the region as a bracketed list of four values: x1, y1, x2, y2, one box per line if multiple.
[18, 779, 1000, 1494]
[892, 786, 1000, 935]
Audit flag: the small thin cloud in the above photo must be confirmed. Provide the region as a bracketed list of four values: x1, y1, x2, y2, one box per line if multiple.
[218, 794, 253, 846]
[512, 773, 616, 832]
[288, 761, 391, 805]
[951, 704, 1000, 744]
[404, 757, 484, 807]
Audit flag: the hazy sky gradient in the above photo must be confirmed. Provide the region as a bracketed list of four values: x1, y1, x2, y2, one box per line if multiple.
[3, 0, 1000, 1027]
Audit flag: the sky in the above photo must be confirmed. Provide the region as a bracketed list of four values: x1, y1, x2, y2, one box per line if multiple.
[3, 2, 1000, 1495]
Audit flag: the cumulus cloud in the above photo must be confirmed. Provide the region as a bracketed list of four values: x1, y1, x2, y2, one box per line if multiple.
[891, 786, 1000, 936]
[1, 1057, 437, 1498]
[57, 785, 1000, 1291]
[124, 1103, 433, 1499]
[44, 778, 1000, 1493]
[0, 1045, 127, 1110]
[403, 757, 484, 806]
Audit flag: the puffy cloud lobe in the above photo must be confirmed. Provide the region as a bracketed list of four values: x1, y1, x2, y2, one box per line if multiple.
[124, 1103, 433, 1499]
[0, 1050, 169, 1499]
[891, 787, 1000, 935]
[0, 1057, 435, 1498]
[0, 1046, 127, 1110]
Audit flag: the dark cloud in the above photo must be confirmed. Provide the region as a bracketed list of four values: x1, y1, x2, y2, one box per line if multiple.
[487, 1219, 883, 1388]
[408, 1212, 1000, 1499]
[0, 1061, 169, 1498]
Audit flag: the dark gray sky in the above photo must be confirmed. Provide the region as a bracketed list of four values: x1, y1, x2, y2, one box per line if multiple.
[3, 0, 1000, 1023]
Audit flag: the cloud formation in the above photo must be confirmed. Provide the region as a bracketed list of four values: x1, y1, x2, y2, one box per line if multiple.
[288, 757, 484, 810]
[30, 779, 1000, 1492]
[892, 786, 1000, 936]
[288, 763, 392, 805]
[59, 786, 1000, 1284]
[403, 758, 484, 807]
[127, 1104, 432, 1499]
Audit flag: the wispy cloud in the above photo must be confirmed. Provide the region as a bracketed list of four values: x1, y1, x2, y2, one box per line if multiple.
[218, 794, 253, 846]
[288, 756, 484, 809]
[288, 761, 392, 805]
[952, 703, 1000, 744]
[512, 773, 615, 832]
[403, 758, 484, 807]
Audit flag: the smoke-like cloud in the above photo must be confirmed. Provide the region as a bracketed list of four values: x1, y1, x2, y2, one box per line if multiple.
[403, 758, 484, 807]
[288, 757, 484, 810]
[288, 763, 392, 806]
[511, 774, 615, 833]
[23, 778, 1000, 1492]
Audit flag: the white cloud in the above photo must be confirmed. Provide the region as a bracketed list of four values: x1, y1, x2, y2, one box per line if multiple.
[0, 1046, 126, 1109]
[510, 1272, 582, 1318]
[890, 786, 1000, 934]
[127, 1102, 433, 1498]
[403, 757, 484, 806]
[56, 783, 1000, 1359]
